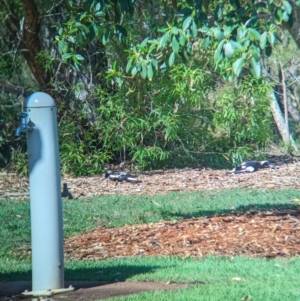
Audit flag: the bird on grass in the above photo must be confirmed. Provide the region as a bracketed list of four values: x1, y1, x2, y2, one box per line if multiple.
[61, 183, 73, 199]
[105, 170, 142, 183]
[231, 160, 274, 174]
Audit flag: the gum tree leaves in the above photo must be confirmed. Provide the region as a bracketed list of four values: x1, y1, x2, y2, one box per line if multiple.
[56, 0, 298, 81]
[169, 51, 176, 66]
[250, 57, 261, 78]
[233, 57, 244, 76]
[224, 41, 234, 58]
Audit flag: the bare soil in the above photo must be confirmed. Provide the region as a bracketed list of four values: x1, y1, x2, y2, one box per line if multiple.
[1, 155, 300, 300]
[0, 281, 186, 301]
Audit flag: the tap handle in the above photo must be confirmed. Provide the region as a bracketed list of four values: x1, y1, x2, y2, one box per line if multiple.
[18, 111, 28, 118]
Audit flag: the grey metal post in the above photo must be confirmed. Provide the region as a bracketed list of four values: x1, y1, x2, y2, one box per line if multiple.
[15, 92, 73, 297]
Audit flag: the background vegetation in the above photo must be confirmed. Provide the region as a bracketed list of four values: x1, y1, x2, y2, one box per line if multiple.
[1, 0, 300, 175]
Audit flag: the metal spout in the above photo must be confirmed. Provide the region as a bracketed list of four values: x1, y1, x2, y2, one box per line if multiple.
[15, 124, 28, 137]
[15, 111, 33, 137]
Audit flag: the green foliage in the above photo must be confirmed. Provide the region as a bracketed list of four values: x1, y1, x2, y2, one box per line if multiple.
[55, 56, 272, 173]
[212, 76, 272, 164]
[54, 0, 297, 81]
[0, 94, 27, 173]
[58, 102, 112, 176]
[1, 0, 293, 174]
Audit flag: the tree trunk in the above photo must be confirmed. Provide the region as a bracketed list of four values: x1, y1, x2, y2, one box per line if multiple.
[270, 89, 298, 151]
[4, 0, 51, 92]
[280, 63, 290, 139]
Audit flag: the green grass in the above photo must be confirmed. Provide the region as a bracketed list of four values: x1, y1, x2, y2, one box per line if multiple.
[1, 188, 300, 300]
[1, 188, 299, 260]
[1, 256, 300, 301]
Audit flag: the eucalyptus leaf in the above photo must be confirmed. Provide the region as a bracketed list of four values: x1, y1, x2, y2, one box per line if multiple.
[151, 58, 158, 68]
[179, 30, 186, 46]
[140, 37, 149, 47]
[213, 27, 224, 41]
[95, 2, 101, 11]
[126, 58, 133, 73]
[233, 57, 244, 76]
[202, 36, 210, 48]
[183, 16, 193, 31]
[250, 57, 261, 78]
[147, 64, 153, 81]
[282, 11, 290, 22]
[169, 51, 175, 66]
[76, 32, 83, 44]
[259, 32, 267, 49]
[268, 32, 275, 45]
[79, 23, 90, 33]
[191, 21, 198, 38]
[274, 7, 283, 23]
[214, 39, 225, 61]
[141, 63, 147, 79]
[148, 41, 157, 53]
[230, 40, 243, 50]
[62, 53, 72, 60]
[171, 26, 179, 35]
[115, 77, 123, 87]
[102, 31, 110, 45]
[250, 45, 261, 60]
[282, 0, 292, 14]
[172, 36, 180, 53]
[224, 42, 234, 58]
[247, 28, 261, 41]
[237, 27, 246, 40]
[58, 40, 66, 53]
[158, 32, 169, 49]
[131, 66, 138, 76]
[223, 26, 232, 37]
[75, 54, 84, 60]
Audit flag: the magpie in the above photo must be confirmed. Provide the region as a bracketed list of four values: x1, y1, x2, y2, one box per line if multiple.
[61, 183, 73, 199]
[105, 170, 142, 183]
[231, 160, 274, 174]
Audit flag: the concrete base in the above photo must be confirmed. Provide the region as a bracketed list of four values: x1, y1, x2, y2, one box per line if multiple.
[22, 285, 74, 297]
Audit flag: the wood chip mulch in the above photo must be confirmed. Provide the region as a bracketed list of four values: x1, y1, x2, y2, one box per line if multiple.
[2, 154, 300, 259]
[2, 155, 300, 199]
[64, 208, 300, 259]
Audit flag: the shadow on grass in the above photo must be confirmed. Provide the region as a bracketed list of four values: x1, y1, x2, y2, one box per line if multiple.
[0, 263, 165, 283]
[158, 203, 299, 221]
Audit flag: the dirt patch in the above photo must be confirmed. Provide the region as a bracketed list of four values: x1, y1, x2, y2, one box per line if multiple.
[0, 281, 186, 301]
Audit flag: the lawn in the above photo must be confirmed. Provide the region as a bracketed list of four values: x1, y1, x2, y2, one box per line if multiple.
[1, 188, 300, 300]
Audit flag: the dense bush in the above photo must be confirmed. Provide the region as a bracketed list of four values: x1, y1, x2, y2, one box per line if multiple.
[55, 67, 273, 175]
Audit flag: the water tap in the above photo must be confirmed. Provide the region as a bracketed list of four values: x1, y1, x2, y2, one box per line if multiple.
[15, 111, 33, 137]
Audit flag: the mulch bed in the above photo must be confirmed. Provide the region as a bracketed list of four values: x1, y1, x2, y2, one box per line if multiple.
[2, 155, 300, 259]
[2, 155, 300, 200]
[65, 208, 300, 260]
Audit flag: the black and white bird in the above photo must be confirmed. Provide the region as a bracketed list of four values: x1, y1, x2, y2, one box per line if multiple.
[105, 170, 142, 183]
[231, 160, 274, 174]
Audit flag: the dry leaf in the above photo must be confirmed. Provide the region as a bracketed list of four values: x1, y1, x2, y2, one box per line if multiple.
[231, 277, 244, 281]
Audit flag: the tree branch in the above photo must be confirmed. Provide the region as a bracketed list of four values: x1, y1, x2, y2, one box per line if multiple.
[4, 0, 51, 92]
[0, 81, 31, 97]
